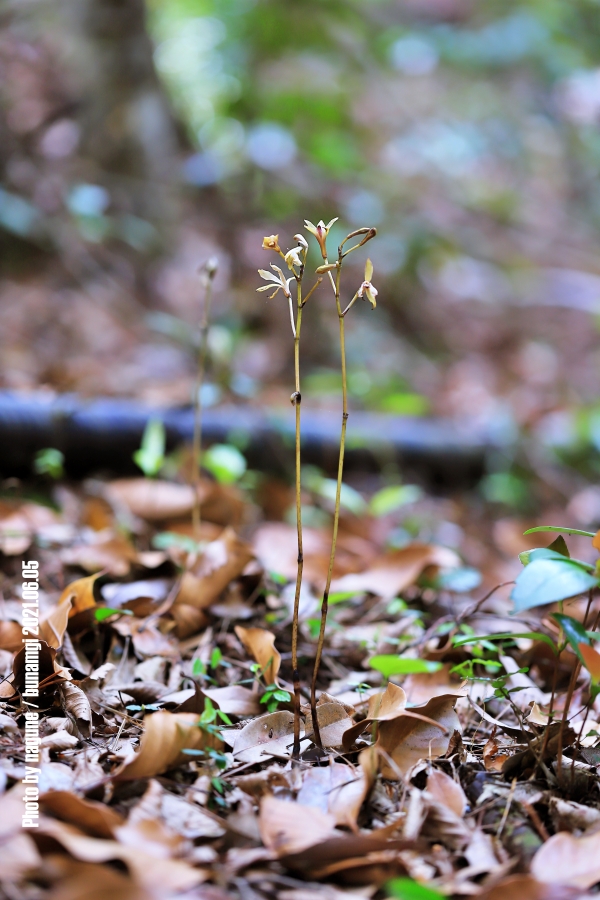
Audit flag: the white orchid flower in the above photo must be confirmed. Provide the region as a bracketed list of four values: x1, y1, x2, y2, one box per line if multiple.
[256, 263, 293, 299]
[357, 258, 378, 308]
[304, 217, 338, 257]
[294, 233, 308, 250]
[284, 246, 303, 271]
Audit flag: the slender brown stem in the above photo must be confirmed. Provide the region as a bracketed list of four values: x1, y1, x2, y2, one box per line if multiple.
[192, 262, 217, 544]
[557, 657, 580, 790]
[291, 277, 304, 759]
[311, 257, 346, 749]
[569, 589, 597, 783]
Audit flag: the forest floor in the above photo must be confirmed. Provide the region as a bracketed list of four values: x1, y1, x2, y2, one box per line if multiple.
[1, 469, 600, 900]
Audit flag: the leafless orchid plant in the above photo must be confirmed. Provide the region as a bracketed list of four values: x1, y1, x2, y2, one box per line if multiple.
[258, 218, 378, 753]
[258, 232, 322, 757]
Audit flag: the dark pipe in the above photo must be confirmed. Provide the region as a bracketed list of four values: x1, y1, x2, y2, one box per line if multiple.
[0, 391, 494, 488]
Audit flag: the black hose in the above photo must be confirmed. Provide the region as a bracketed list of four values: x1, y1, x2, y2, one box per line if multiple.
[0, 391, 492, 488]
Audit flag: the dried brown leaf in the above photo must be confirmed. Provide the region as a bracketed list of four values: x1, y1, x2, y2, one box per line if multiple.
[35, 817, 206, 893]
[330, 543, 460, 599]
[259, 795, 337, 856]
[425, 769, 467, 818]
[203, 684, 261, 716]
[531, 829, 600, 889]
[115, 711, 220, 780]
[232, 710, 298, 763]
[235, 625, 281, 685]
[376, 694, 461, 778]
[41, 791, 124, 838]
[61, 682, 92, 738]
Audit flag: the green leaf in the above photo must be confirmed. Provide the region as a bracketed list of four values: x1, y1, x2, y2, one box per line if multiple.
[203, 443, 247, 484]
[385, 878, 445, 900]
[547, 535, 570, 557]
[369, 656, 443, 678]
[152, 531, 203, 553]
[452, 631, 557, 654]
[133, 418, 166, 477]
[436, 567, 482, 593]
[369, 484, 423, 517]
[518, 547, 594, 570]
[523, 526, 595, 538]
[94, 607, 134, 622]
[316, 478, 367, 516]
[511, 558, 598, 612]
[34, 447, 64, 480]
[328, 591, 358, 605]
[552, 613, 590, 659]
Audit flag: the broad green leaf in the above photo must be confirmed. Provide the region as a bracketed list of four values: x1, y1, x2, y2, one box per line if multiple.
[547, 535, 570, 557]
[436, 567, 482, 593]
[369, 484, 423, 517]
[317, 478, 367, 516]
[133, 418, 166, 477]
[328, 591, 358, 605]
[552, 613, 590, 659]
[518, 548, 593, 570]
[203, 443, 247, 484]
[369, 655, 443, 678]
[94, 607, 134, 621]
[452, 631, 557, 654]
[152, 531, 204, 553]
[511, 558, 598, 612]
[34, 447, 65, 480]
[523, 526, 595, 538]
[386, 878, 444, 900]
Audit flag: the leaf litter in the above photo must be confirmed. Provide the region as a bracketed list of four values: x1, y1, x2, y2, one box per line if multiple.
[1, 474, 600, 899]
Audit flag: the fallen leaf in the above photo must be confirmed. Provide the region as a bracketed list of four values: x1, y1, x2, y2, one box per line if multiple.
[45, 860, 151, 900]
[425, 769, 467, 818]
[259, 795, 337, 856]
[173, 528, 254, 637]
[235, 625, 281, 685]
[58, 574, 102, 618]
[305, 701, 355, 750]
[531, 829, 600, 889]
[105, 478, 197, 520]
[376, 694, 461, 778]
[402, 664, 467, 705]
[61, 682, 92, 738]
[297, 748, 377, 828]
[203, 684, 261, 716]
[343, 682, 407, 750]
[41, 791, 124, 838]
[34, 816, 205, 893]
[0, 832, 42, 880]
[0, 619, 23, 652]
[479, 874, 581, 900]
[115, 711, 220, 780]
[232, 710, 298, 763]
[330, 544, 460, 599]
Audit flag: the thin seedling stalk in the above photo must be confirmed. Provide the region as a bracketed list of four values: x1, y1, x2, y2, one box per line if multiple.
[310, 256, 346, 749]
[192, 260, 218, 544]
[290, 268, 322, 758]
[291, 275, 304, 758]
[309, 226, 376, 748]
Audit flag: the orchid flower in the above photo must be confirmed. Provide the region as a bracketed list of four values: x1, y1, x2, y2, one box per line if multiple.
[357, 258, 378, 308]
[284, 246, 303, 271]
[256, 263, 293, 299]
[304, 217, 338, 258]
[257, 263, 296, 335]
[262, 234, 281, 252]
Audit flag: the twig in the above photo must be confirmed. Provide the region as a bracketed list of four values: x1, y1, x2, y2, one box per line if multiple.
[192, 259, 218, 544]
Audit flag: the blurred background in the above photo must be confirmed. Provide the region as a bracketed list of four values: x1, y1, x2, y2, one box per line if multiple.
[2, 0, 600, 529]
